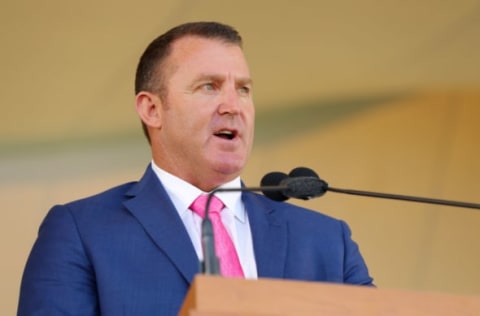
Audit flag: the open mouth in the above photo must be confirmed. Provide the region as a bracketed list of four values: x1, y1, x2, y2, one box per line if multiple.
[214, 130, 237, 140]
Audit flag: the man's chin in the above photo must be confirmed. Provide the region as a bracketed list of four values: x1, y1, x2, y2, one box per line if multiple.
[211, 160, 244, 178]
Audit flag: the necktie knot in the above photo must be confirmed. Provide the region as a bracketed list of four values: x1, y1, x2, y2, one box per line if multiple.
[190, 194, 224, 217]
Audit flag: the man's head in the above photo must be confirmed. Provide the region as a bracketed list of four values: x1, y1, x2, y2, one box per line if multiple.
[135, 22, 244, 142]
[135, 22, 255, 191]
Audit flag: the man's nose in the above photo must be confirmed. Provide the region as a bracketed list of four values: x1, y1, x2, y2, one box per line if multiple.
[217, 86, 241, 115]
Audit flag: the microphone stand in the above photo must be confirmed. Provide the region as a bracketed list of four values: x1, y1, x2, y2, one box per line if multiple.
[200, 185, 287, 275]
[199, 177, 479, 275]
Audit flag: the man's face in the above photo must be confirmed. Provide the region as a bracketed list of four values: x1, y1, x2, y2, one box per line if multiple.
[153, 36, 255, 190]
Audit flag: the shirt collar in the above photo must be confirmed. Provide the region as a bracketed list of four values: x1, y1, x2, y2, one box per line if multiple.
[150, 161, 245, 222]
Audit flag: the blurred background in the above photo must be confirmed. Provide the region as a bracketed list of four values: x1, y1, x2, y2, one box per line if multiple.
[2, 0, 480, 313]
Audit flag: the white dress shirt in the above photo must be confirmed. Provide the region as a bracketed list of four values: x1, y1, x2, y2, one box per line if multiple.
[150, 161, 258, 279]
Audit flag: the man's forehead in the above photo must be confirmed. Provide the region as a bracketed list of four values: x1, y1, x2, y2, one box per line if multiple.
[157, 35, 250, 88]
[167, 36, 248, 69]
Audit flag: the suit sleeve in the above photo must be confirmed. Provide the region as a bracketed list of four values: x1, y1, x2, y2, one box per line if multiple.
[18, 205, 99, 315]
[340, 220, 374, 286]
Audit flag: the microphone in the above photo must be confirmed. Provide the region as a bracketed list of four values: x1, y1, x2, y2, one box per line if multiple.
[260, 172, 289, 201]
[260, 167, 328, 201]
[261, 167, 480, 210]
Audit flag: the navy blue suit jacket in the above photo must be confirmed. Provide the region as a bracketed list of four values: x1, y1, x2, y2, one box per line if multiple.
[18, 166, 373, 315]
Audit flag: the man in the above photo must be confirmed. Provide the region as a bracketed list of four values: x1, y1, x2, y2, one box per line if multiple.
[18, 22, 373, 315]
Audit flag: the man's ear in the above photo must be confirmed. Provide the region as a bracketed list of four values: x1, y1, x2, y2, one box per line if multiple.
[135, 92, 162, 128]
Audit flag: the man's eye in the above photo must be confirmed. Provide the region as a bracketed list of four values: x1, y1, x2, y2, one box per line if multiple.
[203, 83, 215, 91]
[239, 86, 250, 95]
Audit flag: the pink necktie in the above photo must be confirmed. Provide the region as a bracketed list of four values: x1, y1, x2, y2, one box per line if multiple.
[190, 194, 244, 278]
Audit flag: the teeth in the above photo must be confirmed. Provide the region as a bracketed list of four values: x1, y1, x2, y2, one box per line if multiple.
[215, 130, 235, 139]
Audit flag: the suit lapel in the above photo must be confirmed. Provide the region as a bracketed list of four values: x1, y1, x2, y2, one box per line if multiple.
[243, 193, 288, 278]
[123, 167, 199, 285]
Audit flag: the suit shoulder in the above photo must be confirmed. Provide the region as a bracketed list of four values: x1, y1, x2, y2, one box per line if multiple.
[60, 180, 138, 212]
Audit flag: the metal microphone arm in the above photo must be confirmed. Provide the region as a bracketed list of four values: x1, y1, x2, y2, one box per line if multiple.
[327, 186, 480, 210]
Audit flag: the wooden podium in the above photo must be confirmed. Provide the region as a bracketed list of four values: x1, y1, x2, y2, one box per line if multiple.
[179, 275, 480, 316]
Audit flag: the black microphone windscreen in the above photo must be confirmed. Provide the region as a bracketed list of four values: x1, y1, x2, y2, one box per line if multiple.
[284, 167, 328, 200]
[260, 172, 289, 201]
[289, 166, 319, 178]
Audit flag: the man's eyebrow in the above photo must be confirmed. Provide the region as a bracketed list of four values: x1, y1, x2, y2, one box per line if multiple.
[192, 73, 252, 85]
[193, 73, 221, 81]
[237, 77, 253, 86]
